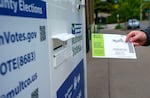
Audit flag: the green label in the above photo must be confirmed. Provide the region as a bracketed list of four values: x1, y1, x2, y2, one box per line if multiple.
[92, 33, 105, 57]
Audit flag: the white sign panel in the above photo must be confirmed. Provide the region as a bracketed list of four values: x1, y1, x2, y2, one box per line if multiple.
[0, 0, 51, 98]
[47, 0, 86, 97]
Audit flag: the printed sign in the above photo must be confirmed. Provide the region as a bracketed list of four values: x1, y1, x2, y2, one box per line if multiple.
[0, 0, 51, 98]
[0, 0, 47, 18]
[57, 59, 85, 98]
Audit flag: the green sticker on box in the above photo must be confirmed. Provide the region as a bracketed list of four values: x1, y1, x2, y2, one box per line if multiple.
[92, 33, 105, 57]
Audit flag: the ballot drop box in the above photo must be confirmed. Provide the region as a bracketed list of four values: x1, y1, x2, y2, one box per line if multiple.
[0, 0, 87, 98]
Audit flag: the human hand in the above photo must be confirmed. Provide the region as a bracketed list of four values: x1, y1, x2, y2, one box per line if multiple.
[125, 30, 147, 46]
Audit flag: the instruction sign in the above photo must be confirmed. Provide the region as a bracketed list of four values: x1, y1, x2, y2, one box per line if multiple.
[0, 0, 51, 98]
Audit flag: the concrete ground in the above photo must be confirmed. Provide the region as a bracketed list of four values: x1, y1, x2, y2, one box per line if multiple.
[87, 28, 150, 98]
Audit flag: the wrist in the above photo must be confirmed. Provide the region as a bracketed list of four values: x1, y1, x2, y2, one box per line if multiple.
[141, 30, 150, 46]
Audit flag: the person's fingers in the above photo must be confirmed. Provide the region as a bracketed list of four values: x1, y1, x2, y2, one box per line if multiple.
[125, 31, 136, 42]
[130, 34, 140, 42]
[126, 30, 147, 46]
[133, 42, 140, 46]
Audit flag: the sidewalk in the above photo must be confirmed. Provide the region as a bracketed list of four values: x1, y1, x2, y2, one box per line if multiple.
[87, 29, 150, 98]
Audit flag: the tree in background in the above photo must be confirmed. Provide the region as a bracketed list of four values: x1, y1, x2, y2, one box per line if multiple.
[118, 0, 141, 22]
[94, 0, 143, 23]
[94, 0, 117, 24]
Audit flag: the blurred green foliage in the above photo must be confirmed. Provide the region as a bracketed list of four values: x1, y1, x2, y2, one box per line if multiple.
[94, 0, 150, 24]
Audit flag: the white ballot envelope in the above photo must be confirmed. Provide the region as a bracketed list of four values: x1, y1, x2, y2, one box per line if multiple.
[92, 33, 137, 59]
